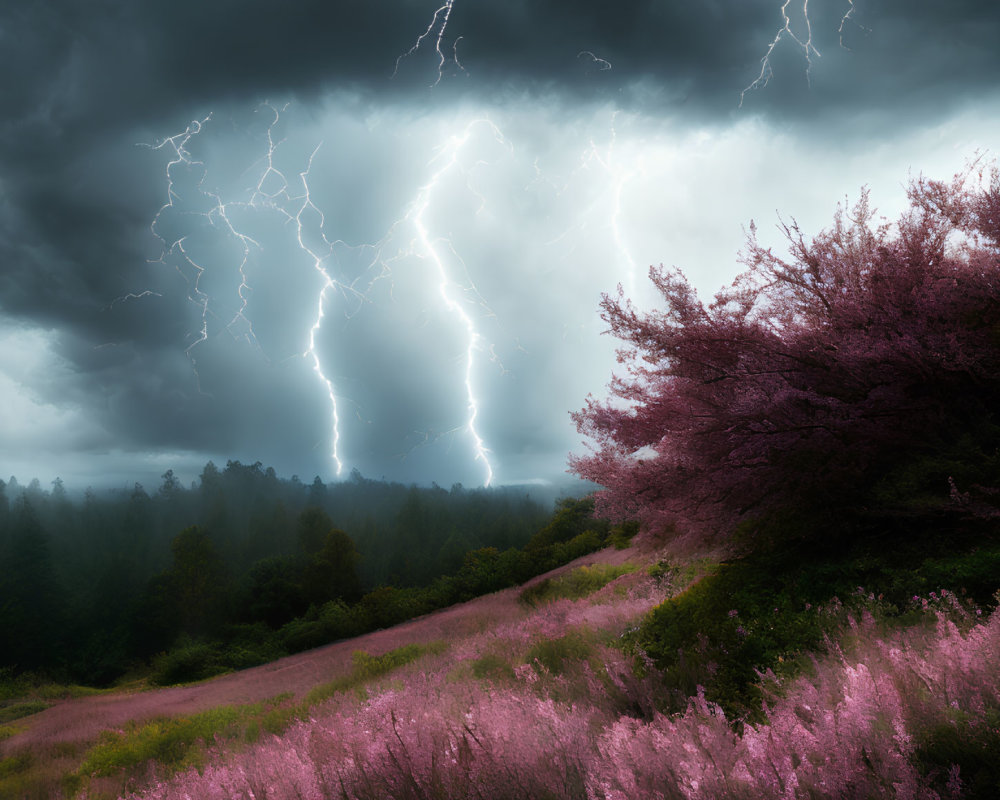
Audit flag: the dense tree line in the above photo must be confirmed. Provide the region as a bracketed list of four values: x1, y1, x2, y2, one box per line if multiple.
[0, 464, 618, 686]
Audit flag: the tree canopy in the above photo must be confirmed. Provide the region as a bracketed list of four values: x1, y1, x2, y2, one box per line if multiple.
[571, 166, 1000, 546]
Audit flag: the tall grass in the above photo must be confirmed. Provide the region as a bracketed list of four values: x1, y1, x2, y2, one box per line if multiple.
[121, 576, 1000, 800]
[63, 642, 449, 798]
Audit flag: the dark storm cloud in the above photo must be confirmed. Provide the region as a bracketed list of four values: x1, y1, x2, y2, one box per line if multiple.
[4, 1, 999, 133]
[1, 0, 999, 487]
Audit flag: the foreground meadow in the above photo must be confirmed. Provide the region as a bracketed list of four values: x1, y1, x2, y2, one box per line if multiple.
[39, 543, 996, 799]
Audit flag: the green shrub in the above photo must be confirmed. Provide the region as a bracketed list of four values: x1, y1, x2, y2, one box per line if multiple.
[637, 529, 1000, 720]
[0, 668, 103, 703]
[608, 520, 640, 550]
[904, 549, 1000, 606]
[359, 586, 434, 630]
[278, 616, 328, 653]
[525, 497, 608, 552]
[280, 599, 367, 653]
[550, 529, 604, 564]
[0, 753, 38, 800]
[152, 640, 225, 686]
[470, 653, 516, 683]
[637, 558, 838, 717]
[0, 752, 32, 779]
[519, 563, 637, 606]
[151, 632, 286, 687]
[915, 709, 1000, 799]
[526, 632, 592, 674]
[646, 560, 676, 580]
[352, 644, 424, 678]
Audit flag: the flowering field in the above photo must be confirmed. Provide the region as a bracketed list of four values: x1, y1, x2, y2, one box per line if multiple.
[104, 556, 1000, 799]
[3, 539, 998, 799]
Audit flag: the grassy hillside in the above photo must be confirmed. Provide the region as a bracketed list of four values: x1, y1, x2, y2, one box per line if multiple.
[3, 530, 999, 799]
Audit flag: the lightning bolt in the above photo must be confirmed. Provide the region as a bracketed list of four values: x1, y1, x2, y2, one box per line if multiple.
[241, 104, 353, 476]
[105, 290, 162, 310]
[741, 1, 867, 106]
[539, 113, 643, 302]
[838, 0, 868, 48]
[145, 111, 277, 386]
[143, 104, 353, 472]
[413, 140, 492, 486]
[740, 0, 820, 107]
[144, 115, 217, 390]
[142, 106, 512, 484]
[383, 119, 507, 485]
[393, 0, 466, 86]
[293, 146, 345, 477]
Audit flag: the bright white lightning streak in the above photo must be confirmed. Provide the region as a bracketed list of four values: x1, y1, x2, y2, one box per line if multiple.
[741, 1, 866, 105]
[740, 0, 820, 107]
[241, 104, 352, 476]
[838, 0, 867, 48]
[145, 117, 213, 386]
[145, 114, 266, 391]
[105, 290, 162, 310]
[406, 122, 500, 486]
[235, 104, 347, 475]
[144, 105, 350, 473]
[143, 105, 510, 483]
[293, 146, 344, 477]
[393, 0, 465, 86]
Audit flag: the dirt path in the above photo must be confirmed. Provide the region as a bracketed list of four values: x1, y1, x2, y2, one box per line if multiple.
[2, 547, 637, 756]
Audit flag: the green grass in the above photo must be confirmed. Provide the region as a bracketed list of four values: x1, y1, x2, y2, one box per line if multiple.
[519, 563, 637, 606]
[69, 639, 449, 797]
[0, 701, 50, 724]
[304, 641, 448, 705]
[0, 668, 106, 704]
[470, 653, 516, 684]
[0, 753, 37, 800]
[525, 631, 594, 674]
[0, 725, 19, 742]
[76, 704, 261, 779]
[0, 752, 33, 780]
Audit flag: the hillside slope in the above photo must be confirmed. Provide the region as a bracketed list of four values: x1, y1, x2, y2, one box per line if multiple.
[1, 544, 645, 797]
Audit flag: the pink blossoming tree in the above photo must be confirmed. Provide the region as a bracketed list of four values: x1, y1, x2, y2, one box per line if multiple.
[571, 167, 1000, 543]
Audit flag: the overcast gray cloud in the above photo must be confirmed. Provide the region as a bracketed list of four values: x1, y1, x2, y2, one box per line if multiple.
[1, 1, 999, 490]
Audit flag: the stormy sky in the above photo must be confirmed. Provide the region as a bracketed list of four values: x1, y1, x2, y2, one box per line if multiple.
[1, 1, 998, 491]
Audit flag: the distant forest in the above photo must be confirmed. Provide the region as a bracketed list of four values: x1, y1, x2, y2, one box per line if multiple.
[0, 461, 623, 687]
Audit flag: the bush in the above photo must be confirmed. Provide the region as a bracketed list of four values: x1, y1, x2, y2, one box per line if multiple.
[526, 632, 593, 674]
[470, 653, 516, 684]
[525, 497, 608, 552]
[358, 585, 433, 630]
[152, 640, 225, 686]
[915, 710, 1000, 799]
[637, 530, 1000, 719]
[519, 563, 637, 606]
[76, 705, 252, 778]
[608, 520, 640, 550]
